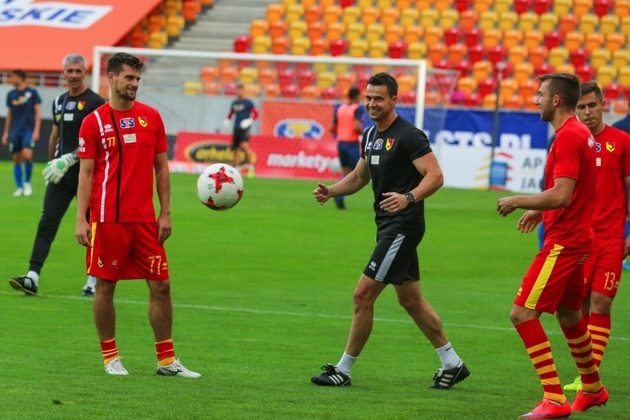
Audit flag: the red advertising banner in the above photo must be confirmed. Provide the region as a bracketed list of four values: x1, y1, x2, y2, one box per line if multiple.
[0, 0, 162, 71]
[169, 132, 343, 181]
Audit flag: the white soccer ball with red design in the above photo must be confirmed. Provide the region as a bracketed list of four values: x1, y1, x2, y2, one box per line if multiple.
[196, 163, 244, 210]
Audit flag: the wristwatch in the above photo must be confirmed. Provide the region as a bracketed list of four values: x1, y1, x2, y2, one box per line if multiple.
[405, 192, 415, 204]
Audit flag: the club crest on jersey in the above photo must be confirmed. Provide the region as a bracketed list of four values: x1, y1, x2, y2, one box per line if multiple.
[120, 118, 135, 129]
[138, 117, 148, 127]
[78, 101, 86, 111]
[373, 138, 384, 150]
[606, 142, 615, 152]
[385, 138, 396, 150]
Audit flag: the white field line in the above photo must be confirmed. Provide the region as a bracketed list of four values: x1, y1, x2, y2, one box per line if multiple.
[2, 291, 630, 342]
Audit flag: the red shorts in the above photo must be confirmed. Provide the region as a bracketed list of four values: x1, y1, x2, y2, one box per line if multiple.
[582, 236, 623, 298]
[86, 222, 169, 281]
[515, 242, 590, 314]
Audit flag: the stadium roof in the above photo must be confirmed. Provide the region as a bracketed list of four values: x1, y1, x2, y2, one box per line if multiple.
[0, 0, 162, 72]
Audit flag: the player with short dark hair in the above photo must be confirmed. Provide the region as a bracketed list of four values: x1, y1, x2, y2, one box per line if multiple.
[9, 54, 104, 296]
[560, 81, 630, 393]
[311, 72, 469, 389]
[329, 86, 365, 209]
[75, 52, 200, 378]
[497, 73, 607, 418]
[2, 68, 41, 197]
[224, 84, 258, 174]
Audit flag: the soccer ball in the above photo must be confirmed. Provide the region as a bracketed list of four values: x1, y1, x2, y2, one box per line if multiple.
[196, 163, 244, 210]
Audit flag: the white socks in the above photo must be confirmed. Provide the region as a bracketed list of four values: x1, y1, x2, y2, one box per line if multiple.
[436, 342, 461, 370]
[86, 275, 97, 288]
[27, 270, 40, 286]
[336, 352, 357, 375]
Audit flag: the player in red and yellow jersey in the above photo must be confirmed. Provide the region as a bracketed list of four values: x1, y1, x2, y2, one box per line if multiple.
[497, 73, 607, 418]
[76, 52, 200, 378]
[562, 81, 630, 392]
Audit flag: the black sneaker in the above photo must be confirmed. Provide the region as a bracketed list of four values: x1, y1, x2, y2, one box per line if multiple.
[429, 361, 470, 389]
[334, 197, 346, 210]
[82, 285, 95, 297]
[311, 364, 351, 386]
[9, 276, 38, 296]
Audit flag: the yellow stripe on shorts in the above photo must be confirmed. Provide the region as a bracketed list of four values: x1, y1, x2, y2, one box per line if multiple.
[525, 243, 564, 309]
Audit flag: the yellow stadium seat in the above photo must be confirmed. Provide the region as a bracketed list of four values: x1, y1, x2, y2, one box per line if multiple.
[366, 23, 385, 42]
[504, 30, 523, 49]
[435, 0, 453, 12]
[312, 62, 329, 73]
[361, 7, 381, 25]
[579, 14, 599, 33]
[539, 13, 559, 33]
[600, 15, 620, 34]
[404, 26, 423, 44]
[342, 6, 361, 26]
[549, 47, 570, 67]
[291, 37, 311, 55]
[348, 39, 368, 57]
[382, 8, 400, 26]
[356, 0, 372, 8]
[368, 40, 388, 58]
[482, 29, 503, 49]
[252, 36, 271, 54]
[327, 22, 346, 41]
[621, 16, 630, 35]
[618, 67, 630, 86]
[457, 77, 478, 95]
[266, 4, 285, 23]
[301, 0, 317, 6]
[574, 0, 593, 16]
[346, 23, 365, 42]
[401, 9, 420, 27]
[564, 32, 585, 51]
[301, 85, 320, 100]
[447, 43, 468, 63]
[479, 11, 498, 30]
[385, 24, 404, 44]
[424, 27, 444, 45]
[264, 83, 281, 98]
[239, 67, 259, 85]
[183, 81, 202, 95]
[591, 49, 611, 68]
[519, 80, 538, 106]
[416, 0, 432, 10]
[288, 21, 307, 39]
[148, 15, 166, 33]
[377, 0, 394, 7]
[499, 78, 519, 99]
[164, 3, 181, 18]
[285, 4, 304, 23]
[220, 66, 239, 83]
[336, 73, 356, 94]
[524, 30, 543, 51]
[440, 10, 459, 29]
[250, 20, 269, 38]
[605, 33, 626, 52]
[472, 61, 494, 81]
[282, 0, 296, 7]
[615, 0, 630, 17]
[498, 12, 518, 32]
[397, 74, 416, 94]
[166, 16, 184, 39]
[554, 0, 573, 16]
[613, 50, 630, 68]
[555, 63, 575, 74]
[317, 71, 336, 89]
[474, 0, 494, 13]
[148, 31, 167, 49]
[503, 94, 524, 110]
[258, 68, 278, 85]
[483, 93, 499, 109]
[585, 32, 604, 52]
[323, 5, 342, 24]
[513, 62, 534, 83]
[508, 46, 528, 66]
[407, 42, 427, 59]
[243, 83, 261, 98]
[519, 12, 539, 32]
[495, 0, 514, 14]
[597, 66, 618, 86]
[396, 0, 413, 9]
[320, 0, 336, 6]
[420, 9, 439, 28]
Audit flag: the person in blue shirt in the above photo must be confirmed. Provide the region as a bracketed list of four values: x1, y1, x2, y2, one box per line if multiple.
[2, 69, 41, 197]
[224, 85, 258, 173]
[613, 104, 630, 270]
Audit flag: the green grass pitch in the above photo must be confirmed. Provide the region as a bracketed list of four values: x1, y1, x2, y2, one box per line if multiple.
[1, 161, 628, 419]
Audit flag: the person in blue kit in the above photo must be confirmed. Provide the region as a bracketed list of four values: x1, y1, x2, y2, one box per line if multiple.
[613, 103, 630, 270]
[329, 86, 366, 209]
[224, 84, 258, 174]
[1, 69, 41, 197]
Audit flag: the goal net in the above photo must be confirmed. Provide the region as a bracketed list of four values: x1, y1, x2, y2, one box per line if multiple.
[91, 47, 457, 179]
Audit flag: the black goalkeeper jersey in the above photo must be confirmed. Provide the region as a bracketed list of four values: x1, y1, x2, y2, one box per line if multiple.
[52, 88, 105, 158]
[361, 116, 433, 235]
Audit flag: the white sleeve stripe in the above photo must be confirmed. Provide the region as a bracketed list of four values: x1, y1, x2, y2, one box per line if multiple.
[93, 110, 110, 223]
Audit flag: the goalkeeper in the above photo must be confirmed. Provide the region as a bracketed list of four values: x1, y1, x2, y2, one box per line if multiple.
[8, 54, 105, 297]
[223, 84, 258, 172]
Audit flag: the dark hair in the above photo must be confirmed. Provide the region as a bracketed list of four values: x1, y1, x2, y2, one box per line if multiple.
[537, 72, 581, 110]
[106, 52, 144, 75]
[580, 81, 603, 102]
[366, 72, 398, 97]
[348, 86, 360, 99]
[10, 69, 26, 80]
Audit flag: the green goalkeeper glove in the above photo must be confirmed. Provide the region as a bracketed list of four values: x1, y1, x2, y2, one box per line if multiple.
[42, 153, 78, 184]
